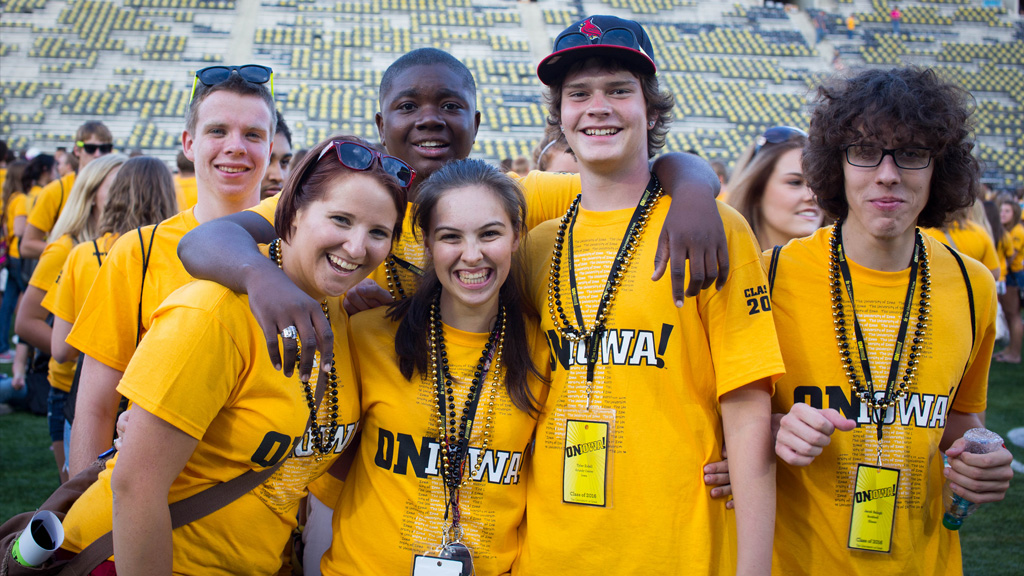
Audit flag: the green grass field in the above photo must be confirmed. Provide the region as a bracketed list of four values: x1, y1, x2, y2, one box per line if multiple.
[1, 361, 1021, 572]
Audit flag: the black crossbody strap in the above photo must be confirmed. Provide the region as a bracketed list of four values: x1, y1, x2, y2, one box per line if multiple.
[940, 243, 976, 413]
[136, 223, 160, 346]
[57, 458, 287, 575]
[768, 245, 783, 296]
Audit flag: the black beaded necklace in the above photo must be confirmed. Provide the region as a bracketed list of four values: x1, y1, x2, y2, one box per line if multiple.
[270, 238, 340, 458]
[546, 175, 663, 406]
[828, 223, 930, 441]
[428, 292, 505, 493]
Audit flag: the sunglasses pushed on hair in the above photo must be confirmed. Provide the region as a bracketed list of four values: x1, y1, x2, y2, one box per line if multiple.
[554, 26, 644, 53]
[753, 126, 807, 157]
[76, 141, 113, 155]
[317, 140, 416, 189]
[189, 65, 274, 105]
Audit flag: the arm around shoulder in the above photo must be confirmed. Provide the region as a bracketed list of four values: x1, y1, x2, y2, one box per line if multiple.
[650, 152, 729, 303]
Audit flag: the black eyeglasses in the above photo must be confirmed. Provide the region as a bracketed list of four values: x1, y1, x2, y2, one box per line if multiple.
[76, 141, 114, 155]
[316, 140, 416, 189]
[753, 126, 807, 157]
[189, 65, 273, 104]
[844, 145, 932, 170]
[554, 27, 643, 52]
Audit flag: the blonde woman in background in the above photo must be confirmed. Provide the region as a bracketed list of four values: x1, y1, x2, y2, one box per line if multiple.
[47, 156, 179, 459]
[727, 126, 824, 250]
[14, 153, 127, 481]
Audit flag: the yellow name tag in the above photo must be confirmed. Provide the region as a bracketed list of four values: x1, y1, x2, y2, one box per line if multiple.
[848, 464, 900, 553]
[562, 419, 608, 506]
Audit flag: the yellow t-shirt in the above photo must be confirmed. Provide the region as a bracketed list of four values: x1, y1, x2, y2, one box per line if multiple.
[768, 227, 996, 575]
[513, 197, 785, 574]
[247, 171, 580, 299]
[5, 192, 26, 259]
[44, 232, 118, 326]
[27, 173, 75, 234]
[997, 231, 1012, 281]
[66, 210, 199, 372]
[175, 175, 198, 211]
[26, 185, 42, 213]
[922, 221, 999, 276]
[61, 281, 360, 574]
[1009, 223, 1024, 273]
[30, 235, 76, 392]
[323, 307, 549, 576]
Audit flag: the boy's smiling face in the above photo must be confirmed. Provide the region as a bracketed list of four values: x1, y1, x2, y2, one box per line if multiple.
[375, 64, 480, 189]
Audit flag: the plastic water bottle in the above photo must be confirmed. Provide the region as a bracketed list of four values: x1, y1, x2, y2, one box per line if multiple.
[941, 427, 1004, 531]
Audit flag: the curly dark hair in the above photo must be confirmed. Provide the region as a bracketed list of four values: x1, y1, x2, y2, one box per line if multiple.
[803, 67, 979, 228]
[545, 57, 673, 159]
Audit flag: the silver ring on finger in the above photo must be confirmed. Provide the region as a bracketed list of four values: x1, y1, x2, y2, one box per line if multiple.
[281, 325, 299, 340]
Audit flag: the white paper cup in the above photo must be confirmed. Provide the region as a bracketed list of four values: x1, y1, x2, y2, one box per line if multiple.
[12, 511, 64, 567]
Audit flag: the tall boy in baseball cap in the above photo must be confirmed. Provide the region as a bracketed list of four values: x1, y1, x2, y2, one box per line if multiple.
[515, 16, 782, 574]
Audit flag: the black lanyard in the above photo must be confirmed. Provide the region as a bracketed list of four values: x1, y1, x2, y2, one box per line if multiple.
[834, 231, 921, 441]
[566, 175, 660, 384]
[391, 255, 424, 277]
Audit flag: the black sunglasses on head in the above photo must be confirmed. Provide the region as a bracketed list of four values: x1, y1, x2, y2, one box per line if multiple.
[189, 65, 273, 104]
[554, 27, 642, 52]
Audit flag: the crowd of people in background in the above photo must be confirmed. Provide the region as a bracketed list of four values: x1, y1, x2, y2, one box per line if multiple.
[0, 12, 1020, 576]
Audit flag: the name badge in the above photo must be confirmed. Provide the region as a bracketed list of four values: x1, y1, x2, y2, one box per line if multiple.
[848, 464, 900, 553]
[412, 556, 465, 576]
[562, 419, 608, 506]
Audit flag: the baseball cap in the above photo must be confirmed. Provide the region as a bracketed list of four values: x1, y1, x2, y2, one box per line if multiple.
[537, 15, 657, 86]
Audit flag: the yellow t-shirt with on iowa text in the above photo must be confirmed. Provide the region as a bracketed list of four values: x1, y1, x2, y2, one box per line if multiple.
[514, 196, 785, 575]
[323, 307, 549, 576]
[27, 172, 75, 234]
[66, 209, 199, 372]
[247, 170, 580, 300]
[61, 279, 361, 575]
[30, 234, 76, 392]
[922, 221, 999, 276]
[246, 171, 576, 504]
[767, 227, 996, 576]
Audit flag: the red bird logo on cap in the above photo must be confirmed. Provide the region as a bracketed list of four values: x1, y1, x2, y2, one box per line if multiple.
[579, 18, 602, 40]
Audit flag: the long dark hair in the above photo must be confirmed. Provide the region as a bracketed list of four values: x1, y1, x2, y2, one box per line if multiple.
[389, 159, 542, 415]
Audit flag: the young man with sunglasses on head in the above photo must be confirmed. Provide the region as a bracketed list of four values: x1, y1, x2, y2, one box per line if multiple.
[513, 16, 782, 575]
[770, 67, 1012, 574]
[20, 121, 114, 258]
[66, 65, 277, 476]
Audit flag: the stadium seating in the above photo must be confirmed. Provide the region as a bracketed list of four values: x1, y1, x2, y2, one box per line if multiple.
[0, 0, 1020, 190]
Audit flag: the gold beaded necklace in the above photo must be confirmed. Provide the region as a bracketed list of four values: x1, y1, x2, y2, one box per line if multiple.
[270, 238, 341, 457]
[383, 255, 425, 300]
[828, 223, 930, 439]
[384, 256, 407, 300]
[546, 176, 663, 407]
[428, 292, 505, 492]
